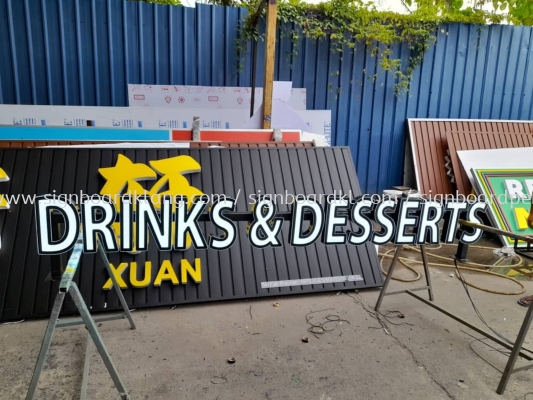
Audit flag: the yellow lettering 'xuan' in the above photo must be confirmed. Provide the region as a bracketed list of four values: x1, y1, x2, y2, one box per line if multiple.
[98, 154, 204, 253]
[102, 259, 202, 290]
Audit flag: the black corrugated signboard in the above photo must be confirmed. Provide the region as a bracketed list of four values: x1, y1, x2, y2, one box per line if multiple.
[0, 147, 382, 321]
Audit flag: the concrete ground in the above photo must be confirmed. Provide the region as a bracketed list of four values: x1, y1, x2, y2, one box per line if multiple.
[2, 238, 533, 399]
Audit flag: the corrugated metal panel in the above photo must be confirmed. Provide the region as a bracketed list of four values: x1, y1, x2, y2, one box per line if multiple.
[0, 147, 382, 321]
[1, 1, 533, 193]
[408, 119, 533, 195]
[446, 131, 533, 195]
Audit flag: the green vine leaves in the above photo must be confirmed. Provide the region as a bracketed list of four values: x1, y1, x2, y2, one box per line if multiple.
[139, 0, 533, 96]
[227, 0, 522, 96]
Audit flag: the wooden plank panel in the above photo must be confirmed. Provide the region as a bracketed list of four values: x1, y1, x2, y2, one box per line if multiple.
[409, 120, 533, 195]
[445, 130, 533, 195]
[415, 124, 434, 189]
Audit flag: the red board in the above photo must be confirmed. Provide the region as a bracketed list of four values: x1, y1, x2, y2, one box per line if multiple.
[171, 129, 301, 142]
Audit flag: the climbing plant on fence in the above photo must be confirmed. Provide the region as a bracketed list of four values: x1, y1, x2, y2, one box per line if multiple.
[136, 0, 533, 95]
[201, 0, 533, 96]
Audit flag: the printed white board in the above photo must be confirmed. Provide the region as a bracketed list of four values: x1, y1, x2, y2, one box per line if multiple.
[42, 142, 191, 148]
[0, 105, 330, 139]
[128, 82, 307, 110]
[458, 147, 533, 187]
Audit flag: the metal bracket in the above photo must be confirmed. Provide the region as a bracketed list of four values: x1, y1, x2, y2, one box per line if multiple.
[25, 234, 135, 400]
[192, 116, 200, 141]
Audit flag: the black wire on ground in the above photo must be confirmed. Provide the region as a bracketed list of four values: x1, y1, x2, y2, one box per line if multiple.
[461, 329, 512, 373]
[452, 257, 533, 359]
[343, 291, 414, 328]
[305, 308, 350, 338]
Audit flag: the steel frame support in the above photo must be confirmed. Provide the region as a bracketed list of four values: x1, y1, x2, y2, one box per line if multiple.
[374, 244, 434, 312]
[25, 237, 135, 399]
[496, 295, 533, 393]
[375, 237, 533, 395]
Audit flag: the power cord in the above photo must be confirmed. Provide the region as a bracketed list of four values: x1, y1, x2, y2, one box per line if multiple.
[379, 244, 527, 295]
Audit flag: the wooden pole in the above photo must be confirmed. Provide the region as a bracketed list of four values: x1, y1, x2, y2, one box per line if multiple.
[261, 0, 277, 129]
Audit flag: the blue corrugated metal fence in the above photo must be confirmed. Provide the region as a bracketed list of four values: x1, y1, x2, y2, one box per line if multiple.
[1, 0, 533, 194]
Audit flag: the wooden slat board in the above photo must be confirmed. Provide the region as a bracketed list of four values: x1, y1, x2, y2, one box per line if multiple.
[446, 131, 533, 195]
[408, 119, 533, 196]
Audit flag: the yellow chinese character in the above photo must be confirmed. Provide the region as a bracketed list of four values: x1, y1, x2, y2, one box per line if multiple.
[98, 155, 204, 252]
[0, 167, 10, 250]
[148, 155, 204, 208]
[99, 154, 157, 208]
[0, 167, 9, 209]
[148, 156, 204, 250]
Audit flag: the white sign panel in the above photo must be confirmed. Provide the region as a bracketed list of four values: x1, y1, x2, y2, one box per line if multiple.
[458, 147, 533, 187]
[42, 142, 192, 148]
[298, 110, 332, 146]
[128, 83, 307, 110]
[0, 105, 329, 139]
[0, 105, 188, 129]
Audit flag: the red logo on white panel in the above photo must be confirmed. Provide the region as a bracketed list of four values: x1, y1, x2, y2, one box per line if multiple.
[178, 96, 185, 103]
[237, 98, 243, 105]
[208, 96, 218, 102]
[165, 96, 172, 103]
[134, 94, 145, 100]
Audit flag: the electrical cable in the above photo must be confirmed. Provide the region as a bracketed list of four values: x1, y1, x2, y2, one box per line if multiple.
[468, 338, 505, 373]
[379, 244, 527, 295]
[453, 257, 517, 346]
[305, 308, 350, 338]
[376, 238, 533, 362]
[379, 243, 533, 359]
[344, 291, 414, 327]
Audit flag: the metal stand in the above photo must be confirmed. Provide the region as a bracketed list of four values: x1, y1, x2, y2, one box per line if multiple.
[375, 244, 434, 312]
[497, 297, 533, 393]
[375, 223, 533, 395]
[25, 234, 136, 400]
